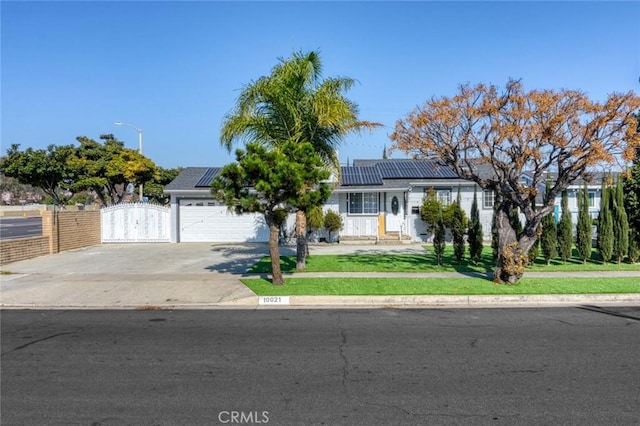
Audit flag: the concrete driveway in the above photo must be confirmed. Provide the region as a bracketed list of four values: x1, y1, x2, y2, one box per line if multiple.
[1, 242, 279, 275]
[0, 243, 281, 308]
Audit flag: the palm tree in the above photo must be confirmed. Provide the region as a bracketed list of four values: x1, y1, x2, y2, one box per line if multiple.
[221, 50, 380, 269]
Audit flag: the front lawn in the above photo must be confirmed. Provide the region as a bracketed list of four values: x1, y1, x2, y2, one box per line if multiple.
[242, 277, 640, 296]
[247, 245, 640, 274]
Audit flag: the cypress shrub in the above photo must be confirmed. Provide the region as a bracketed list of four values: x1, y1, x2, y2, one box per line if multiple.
[575, 184, 592, 264]
[468, 186, 484, 264]
[451, 189, 466, 263]
[557, 190, 573, 263]
[541, 175, 557, 265]
[612, 177, 629, 263]
[597, 178, 614, 264]
[433, 210, 446, 266]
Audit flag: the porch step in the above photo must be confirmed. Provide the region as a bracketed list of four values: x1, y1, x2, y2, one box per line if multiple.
[339, 234, 412, 245]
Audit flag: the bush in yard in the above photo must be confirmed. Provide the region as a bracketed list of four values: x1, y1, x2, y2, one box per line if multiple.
[323, 209, 343, 243]
[306, 205, 324, 242]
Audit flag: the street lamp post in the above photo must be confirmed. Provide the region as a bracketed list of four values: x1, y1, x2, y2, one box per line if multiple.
[114, 122, 144, 201]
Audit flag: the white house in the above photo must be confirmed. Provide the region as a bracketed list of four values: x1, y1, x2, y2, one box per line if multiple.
[163, 159, 498, 243]
[521, 172, 616, 226]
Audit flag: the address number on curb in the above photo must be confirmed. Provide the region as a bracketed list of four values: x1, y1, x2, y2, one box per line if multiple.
[259, 296, 290, 305]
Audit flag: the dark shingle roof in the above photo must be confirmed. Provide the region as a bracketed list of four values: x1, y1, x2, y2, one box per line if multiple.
[164, 167, 220, 191]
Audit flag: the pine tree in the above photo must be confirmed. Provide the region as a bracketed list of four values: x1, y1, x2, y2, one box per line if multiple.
[541, 175, 557, 265]
[451, 188, 466, 263]
[612, 177, 629, 263]
[468, 186, 484, 264]
[575, 183, 592, 264]
[597, 178, 614, 264]
[557, 190, 573, 263]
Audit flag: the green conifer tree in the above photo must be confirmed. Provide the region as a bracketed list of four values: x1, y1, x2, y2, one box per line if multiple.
[612, 177, 629, 263]
[468, 186, 484, 264]
[597, 178, 614, 264]
[541, 175, 557, 265]
[433, 209, 446, 266]
[451, 188, 466, 263]
[575, 183, 592, 264]
[557, 190, 573, 263]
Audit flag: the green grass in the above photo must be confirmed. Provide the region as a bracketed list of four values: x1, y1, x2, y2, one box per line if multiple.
[247, 245, 640, 274]
[242, 277, 640, 296]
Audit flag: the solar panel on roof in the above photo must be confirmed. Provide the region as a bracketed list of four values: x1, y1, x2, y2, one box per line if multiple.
[194, 168, 220, 187]
[360, 167, 383, 185]
[377, 161, 402, 178]
[341, 167, 359, 185]
[341, 166, 382, 185]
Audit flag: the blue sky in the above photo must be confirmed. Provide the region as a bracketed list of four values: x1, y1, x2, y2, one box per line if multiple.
[2, 1, 639, 169]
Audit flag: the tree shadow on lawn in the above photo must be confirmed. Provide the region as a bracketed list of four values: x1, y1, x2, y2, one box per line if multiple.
[248, 248, 495, 279]
[204, 243, 296, 274]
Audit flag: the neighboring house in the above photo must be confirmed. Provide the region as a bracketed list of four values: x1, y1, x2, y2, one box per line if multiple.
[521, 171, 617, 226]
[164, 159, 497, 243]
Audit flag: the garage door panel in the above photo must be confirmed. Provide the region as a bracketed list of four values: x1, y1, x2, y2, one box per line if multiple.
[180, 206, 269, 242]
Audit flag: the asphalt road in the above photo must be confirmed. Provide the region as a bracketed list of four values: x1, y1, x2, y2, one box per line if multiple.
[2, 308, 639, 425]
[0, 216, 42, 240]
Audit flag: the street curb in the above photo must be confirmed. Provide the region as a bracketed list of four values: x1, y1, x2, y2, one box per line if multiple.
[2, 293, 639, 310]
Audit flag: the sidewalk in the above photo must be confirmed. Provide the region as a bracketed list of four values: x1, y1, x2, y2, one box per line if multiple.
[1, 243, 639, 309]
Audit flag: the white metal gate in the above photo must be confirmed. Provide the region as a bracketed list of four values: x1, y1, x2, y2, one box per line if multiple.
[101, 203, 171, 243]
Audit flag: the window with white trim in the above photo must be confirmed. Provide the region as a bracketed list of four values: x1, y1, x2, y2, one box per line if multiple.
[483, 190, 495, 209]
[436, 189, 451, 206]
[348, 192, 378, 214]
[588, 191, 596, 208]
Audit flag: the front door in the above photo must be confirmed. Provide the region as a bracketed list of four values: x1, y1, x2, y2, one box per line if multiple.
[385, 192, 403, 233]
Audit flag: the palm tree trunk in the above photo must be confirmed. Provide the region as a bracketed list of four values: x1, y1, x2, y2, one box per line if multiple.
[296, 210, 307, 270]
[268, 222, 285, 285]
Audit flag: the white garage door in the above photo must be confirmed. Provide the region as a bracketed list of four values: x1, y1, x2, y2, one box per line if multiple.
[179, 205, 270, 243]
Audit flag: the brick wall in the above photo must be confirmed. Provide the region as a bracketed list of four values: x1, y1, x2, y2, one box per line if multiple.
[1, 210, 101, 266]
[0, 236, 49, 265]
[42, 210, 101, 253]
